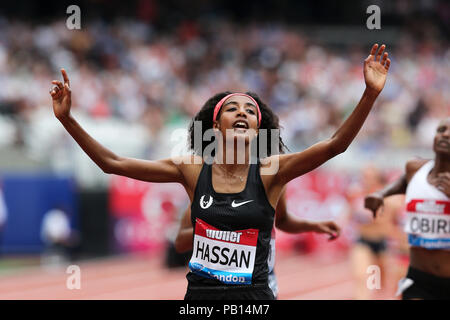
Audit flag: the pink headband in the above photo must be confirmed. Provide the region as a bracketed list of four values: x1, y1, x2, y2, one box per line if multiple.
[213, 93, 262, 127]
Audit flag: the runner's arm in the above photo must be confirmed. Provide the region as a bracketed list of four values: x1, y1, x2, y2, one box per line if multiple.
[364, 158, 429, 217]
[174, 208, 194, 253]
[50, 69, 185, 184]
[275, 190, 341, 240]
[274, 44, 391, 186]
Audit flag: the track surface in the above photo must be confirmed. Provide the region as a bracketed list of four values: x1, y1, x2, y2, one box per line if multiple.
[0, 251, 399, 300]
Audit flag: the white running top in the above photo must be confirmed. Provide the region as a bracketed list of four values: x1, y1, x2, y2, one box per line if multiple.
[404, 160, 450, 249]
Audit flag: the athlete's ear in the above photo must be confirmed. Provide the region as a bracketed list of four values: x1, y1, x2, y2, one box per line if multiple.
[213, 121, 220, 131]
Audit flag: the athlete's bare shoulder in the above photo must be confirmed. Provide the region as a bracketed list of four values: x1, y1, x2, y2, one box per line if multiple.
[405, 157, 430, 183]
[258, 155, 284, 208]
[176, 154, 204, 190]
[258, 155, 280, 182]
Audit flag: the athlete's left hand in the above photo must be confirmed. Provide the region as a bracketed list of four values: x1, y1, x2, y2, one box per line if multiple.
[433, 172, 450, 197]
[364, 44, 391, 95]
[314, 221, 341, 241]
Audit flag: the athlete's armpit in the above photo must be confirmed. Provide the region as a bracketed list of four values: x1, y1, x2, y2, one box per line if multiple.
[405, 158, 430, 183]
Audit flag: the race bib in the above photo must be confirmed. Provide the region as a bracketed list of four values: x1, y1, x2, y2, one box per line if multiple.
[189, 218, 259, 285]
[404, 199, 450, 249]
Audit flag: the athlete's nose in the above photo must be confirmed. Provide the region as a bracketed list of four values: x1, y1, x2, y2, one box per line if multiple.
[236, 105, 247, 118]
[443, 128, 450, 138]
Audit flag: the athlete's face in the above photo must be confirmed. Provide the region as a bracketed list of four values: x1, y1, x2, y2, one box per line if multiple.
[213, 95, 259, 144]
[433, 118, 450, 156]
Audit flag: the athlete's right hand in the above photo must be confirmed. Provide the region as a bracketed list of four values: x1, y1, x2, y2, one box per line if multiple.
[364, 192, 384, 218]
[50, 68, 72, 120]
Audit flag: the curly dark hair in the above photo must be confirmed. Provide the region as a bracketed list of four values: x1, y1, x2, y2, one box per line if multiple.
[188, 91, 288, 159]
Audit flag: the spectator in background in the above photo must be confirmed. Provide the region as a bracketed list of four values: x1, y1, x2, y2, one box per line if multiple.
[0, 18, 448, 169]
[40, 206, 77, 267]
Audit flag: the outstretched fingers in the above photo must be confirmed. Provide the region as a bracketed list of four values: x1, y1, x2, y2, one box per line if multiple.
[50, 68, 72, 98]
[375, 44, 386, 62]
[366, 44, 391, 72]
[61, 68, 70, 88]
[384, 58, 391, 71]
[380, 51, 388, 65]
[50, 69, 71, 99]
[366, 43, 379, 61]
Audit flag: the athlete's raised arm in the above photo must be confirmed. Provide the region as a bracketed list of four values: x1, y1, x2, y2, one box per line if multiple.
[273, 44, 391, 186]
[50, 69, 186, 185]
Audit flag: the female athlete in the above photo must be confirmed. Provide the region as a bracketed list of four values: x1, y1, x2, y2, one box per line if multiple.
[50, 44, 390, 300]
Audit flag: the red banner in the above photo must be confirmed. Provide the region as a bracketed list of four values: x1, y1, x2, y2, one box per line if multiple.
[276, 170, 352, 254]
[109, 175, 189, 252]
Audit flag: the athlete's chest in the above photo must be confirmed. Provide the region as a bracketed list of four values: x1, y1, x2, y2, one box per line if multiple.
[211, 169, 248, 194]
[192, 192, 274, 231]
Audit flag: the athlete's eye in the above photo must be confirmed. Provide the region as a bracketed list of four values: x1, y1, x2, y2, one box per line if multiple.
[246, 109, 255, 115]
[437, 126, 446, 133]
[226, 107, 237, 112]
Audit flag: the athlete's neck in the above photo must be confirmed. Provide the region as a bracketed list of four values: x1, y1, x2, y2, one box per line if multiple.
[215, 138, 252, 166]
[432, 154, 450, 175]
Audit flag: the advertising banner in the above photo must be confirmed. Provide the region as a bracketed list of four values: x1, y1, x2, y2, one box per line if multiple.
[0, 174, 77, 254]
[109, 175, 189, 253]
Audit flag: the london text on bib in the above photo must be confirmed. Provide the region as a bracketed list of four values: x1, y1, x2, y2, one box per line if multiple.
[404, 199, 450, 249]
[189, 218, 259, 284]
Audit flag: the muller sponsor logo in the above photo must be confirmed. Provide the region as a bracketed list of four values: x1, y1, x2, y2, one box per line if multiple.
[205, 229, 243, 243]
[415, 200, 445, 214]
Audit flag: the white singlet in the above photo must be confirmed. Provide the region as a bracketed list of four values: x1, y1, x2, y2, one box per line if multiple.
[404, 160, 450, 249]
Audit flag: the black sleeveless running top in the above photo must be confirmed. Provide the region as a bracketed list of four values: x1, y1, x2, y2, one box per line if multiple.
[187, 160, 275, 287]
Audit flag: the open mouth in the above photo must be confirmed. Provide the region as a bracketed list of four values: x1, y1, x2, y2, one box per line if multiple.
[232, 120, 249, 132]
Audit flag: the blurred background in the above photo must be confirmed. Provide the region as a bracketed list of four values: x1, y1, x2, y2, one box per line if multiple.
[0, 0, 448, 299]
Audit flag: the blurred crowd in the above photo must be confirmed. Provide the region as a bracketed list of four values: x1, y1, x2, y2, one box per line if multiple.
[0, 16, 448, 172]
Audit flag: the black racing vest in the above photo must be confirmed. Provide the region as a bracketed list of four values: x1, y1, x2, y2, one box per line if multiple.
[187, 160, 275, 286]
